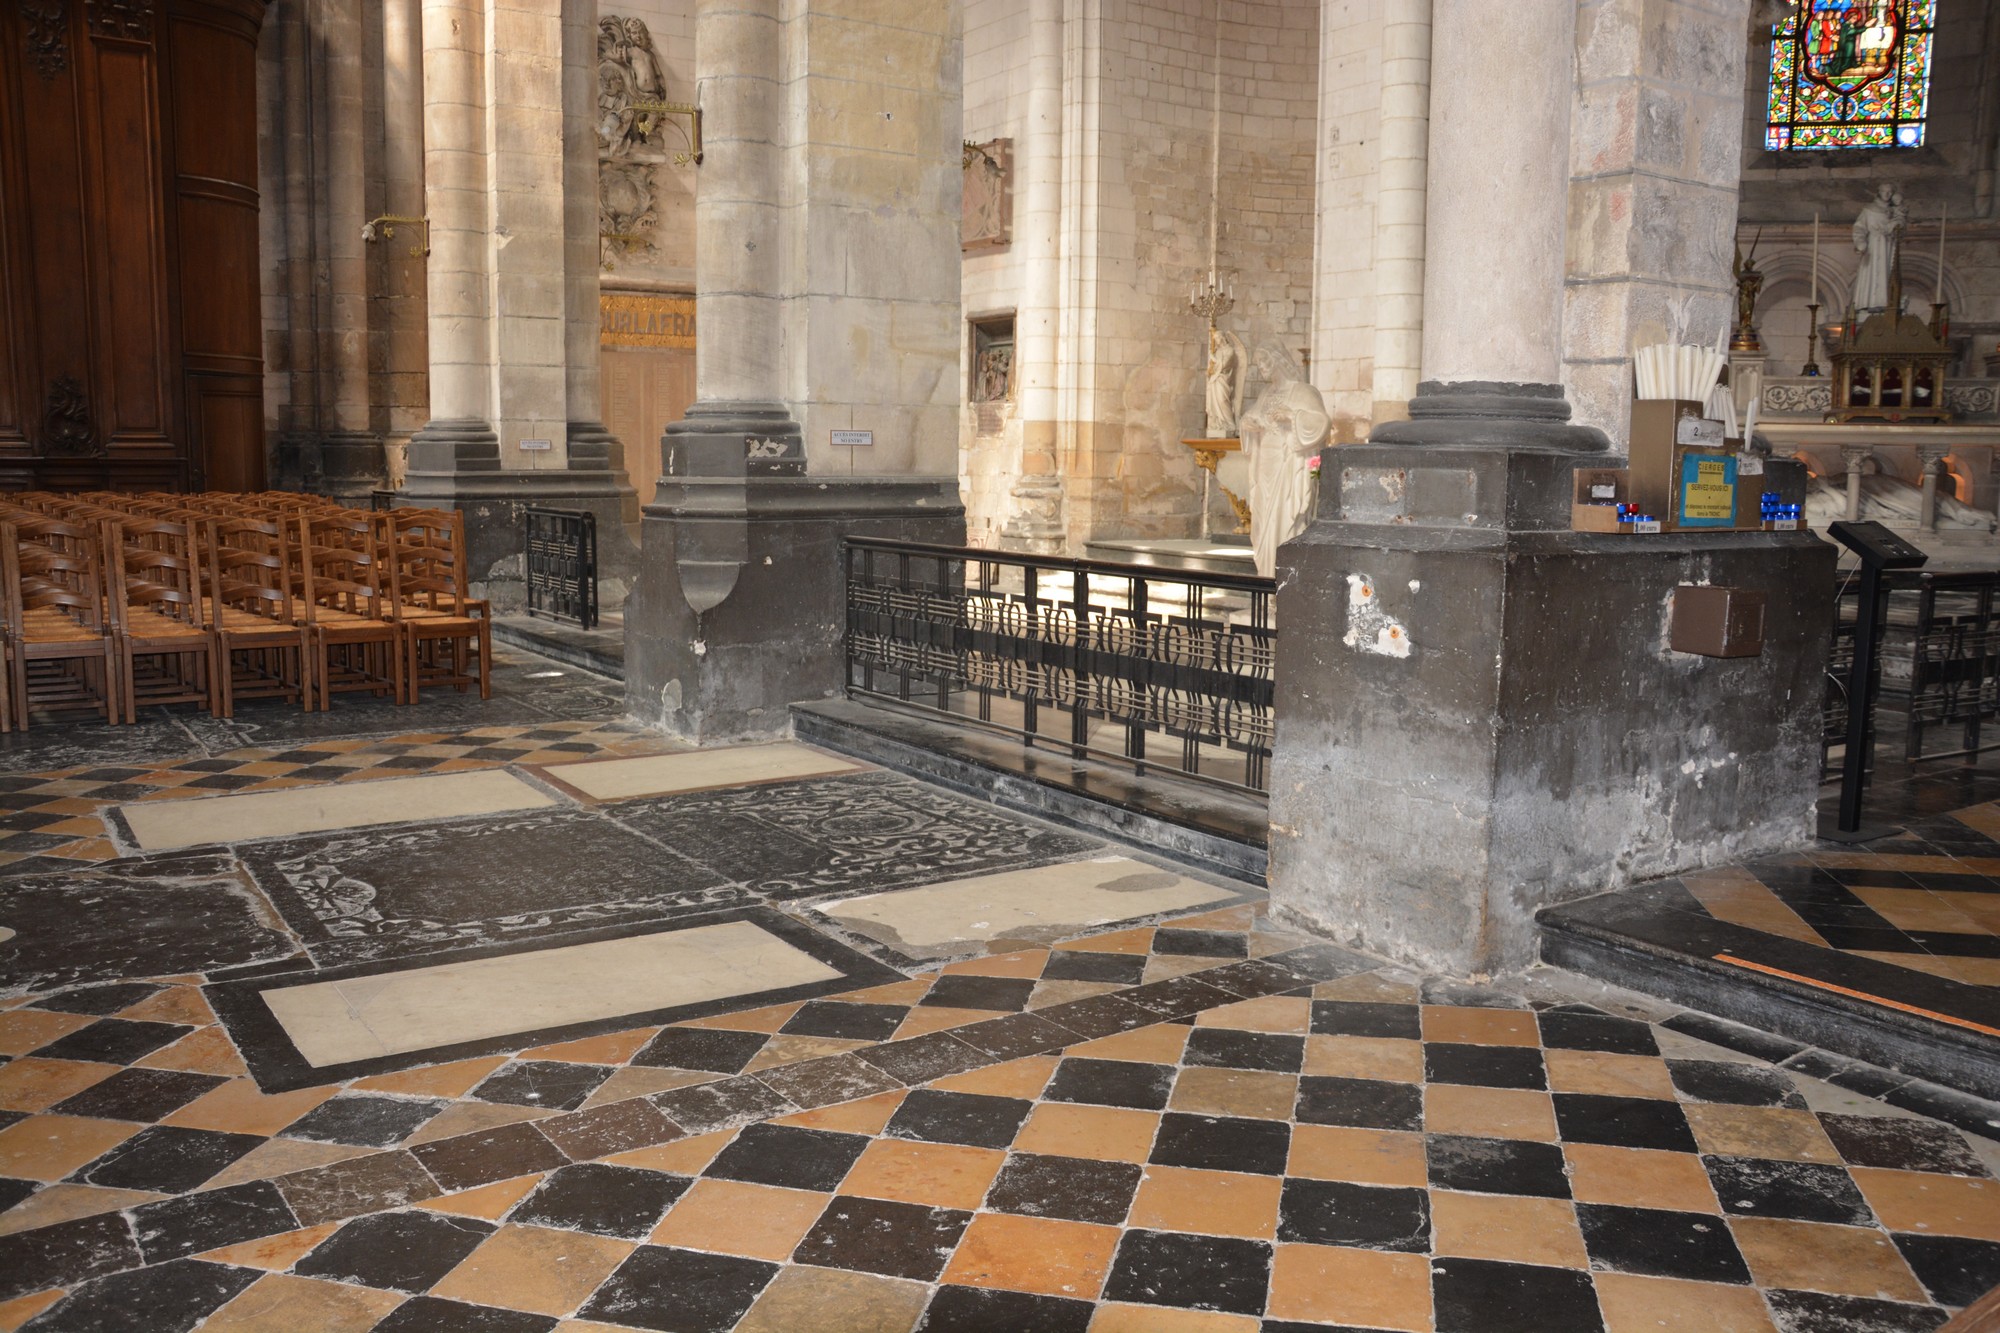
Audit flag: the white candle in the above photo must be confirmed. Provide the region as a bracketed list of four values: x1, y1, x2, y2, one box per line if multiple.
[1810, 212, 1819, 306]
[1936, 207, 1946, 305]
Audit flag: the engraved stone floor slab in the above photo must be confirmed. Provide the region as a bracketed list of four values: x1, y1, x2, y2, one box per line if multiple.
[611, 770, 1101, 902]
[238, 808, 736, 969]
[817, 855, 1243, 960]
[261, 920, 842, 1067]
[117, 770, 560, 852]
[535, 743, 864, 802]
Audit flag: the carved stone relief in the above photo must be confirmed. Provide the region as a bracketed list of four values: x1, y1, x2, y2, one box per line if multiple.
[962, 139, 1012, 252]
[599, 162, 659, 270]
[42, 375, 100, 457]
[24, 0, 68, 76]
[597, 15, 671, 269]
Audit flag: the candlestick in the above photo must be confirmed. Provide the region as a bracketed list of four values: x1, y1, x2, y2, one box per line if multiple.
[1802, 302, 1821, 377]
[1935, 207, 1945, 305]
[1810, 211, 1819, 307]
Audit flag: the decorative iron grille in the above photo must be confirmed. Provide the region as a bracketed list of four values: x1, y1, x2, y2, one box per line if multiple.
[524, 507, 598, 630]
[1899, 570, 2000, 762]
[843, 538, 1275, 795]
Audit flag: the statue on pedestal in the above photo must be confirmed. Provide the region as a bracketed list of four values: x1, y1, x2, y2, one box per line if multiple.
[1239, 345, 1330, 578]
[1205, 328, 1246, 438]
[1852, 183, 1908, 312]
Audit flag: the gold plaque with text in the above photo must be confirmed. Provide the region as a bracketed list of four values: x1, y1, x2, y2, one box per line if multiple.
[600, 293, 696, 349]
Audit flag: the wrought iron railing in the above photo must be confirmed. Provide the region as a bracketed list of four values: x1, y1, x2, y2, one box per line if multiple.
[1824, 566, 2000, 774]
[842, 538, 1276, 794]
[524, 507, 598, 630]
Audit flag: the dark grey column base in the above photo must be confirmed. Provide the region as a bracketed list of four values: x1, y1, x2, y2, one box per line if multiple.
[627, 477, 965, 743]
[406, 418, 502, 476]
[1372, 380, 1609, 453]
[318, 431, 388, 500]
[663, 399, 805, 478]
[566, 421, 640, 527]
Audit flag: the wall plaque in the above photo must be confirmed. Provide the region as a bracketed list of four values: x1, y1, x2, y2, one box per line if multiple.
[600, 293, 695, 350]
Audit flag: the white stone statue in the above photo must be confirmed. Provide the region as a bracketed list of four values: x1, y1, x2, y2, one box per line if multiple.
[1239, 345, 1331, 578]
[1802, 455, 1997, 534]
[1204, 328, 1246, 439]
[1851, 183, 1908, 312]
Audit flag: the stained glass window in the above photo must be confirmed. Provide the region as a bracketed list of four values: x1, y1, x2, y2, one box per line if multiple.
[1767, 0, 1936, 151]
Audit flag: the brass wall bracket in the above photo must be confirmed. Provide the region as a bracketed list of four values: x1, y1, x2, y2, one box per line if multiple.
[632, 100, 703, 166]
[362, 214, 429, 258]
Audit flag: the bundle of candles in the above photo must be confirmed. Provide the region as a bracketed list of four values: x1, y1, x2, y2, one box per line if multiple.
[1633, 339, 1725, 403]
[1705, 367, 1759, 445]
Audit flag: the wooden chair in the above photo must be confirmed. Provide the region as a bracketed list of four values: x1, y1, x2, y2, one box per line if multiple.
[298, 511, 405, 709]
[103, 517, 221, 720]
[205, 516, 309, 712]
[1, 519, 120, 728]
[382, 509, 490, 702]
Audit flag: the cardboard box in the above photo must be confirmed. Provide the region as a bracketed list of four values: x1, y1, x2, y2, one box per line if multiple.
[1571, 467, 1630, 533]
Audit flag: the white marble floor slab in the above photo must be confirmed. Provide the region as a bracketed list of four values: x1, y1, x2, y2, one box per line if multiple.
[537, 742, 863, 801]
[821, 856, 1238, 958]
[118, 769, 558, 851]
[261, 920, 842, 1067]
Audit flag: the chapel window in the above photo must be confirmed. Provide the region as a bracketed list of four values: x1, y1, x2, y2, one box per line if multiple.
[1766, 0, 1936, 150]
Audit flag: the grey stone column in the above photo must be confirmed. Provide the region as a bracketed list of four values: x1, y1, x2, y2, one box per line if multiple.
[1265, 0, 1831, 976]
[1000, 0, 1065, 550]
[1374, 0, 1603, 451]
[320, 0, 387, 497]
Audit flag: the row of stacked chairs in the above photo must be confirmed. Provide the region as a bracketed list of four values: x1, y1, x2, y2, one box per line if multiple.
[0, 491, 490, 732]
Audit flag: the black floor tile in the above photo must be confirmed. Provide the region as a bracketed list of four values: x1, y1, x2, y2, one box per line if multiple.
[409, 1123, 567, 1192]
[1816, 1113, 1991, 1176]
[1183, 1029, 1306, 1074]
[1040, 951, 1148, 986]
[855, 1032, 988, 1085]
[578, 1245, 780, 1333]
[792, 1195, 971, 1282]
[1149, 1112, 1290, 1175]
[703, 1123, 870, 1192]
[649, 1076, 795, 1137]
[31, 1019, 191, 1066]
[1118, 975, 1239, 1018]
[885, 1090, 1034, 1149]
[1536, 1011, 1659, 1056]
[982, 1153, 1143, 1225]
[371, 1298, 559, 1333]
[1309, 1000, 1421, 1040]
[1764, 1289, 1948, 1333]
[73, 1125, 263, 1193]
[130, 1182, 298, 1264]
[1277, 1178, 1429, 1251]
[1575, 1202, 1752, 1283]
[292, 1211, 495, 1293]
[779, 1001, 908, 1042]
[1877, 1083, 2000, 1147]
[49, 1069, 226, 1123]
[0, 1212, 141, 1303]
[953, 1011, 1077, 1062]
[1044, 1058, 1176, 1110]
[0, 1177, 34, 1212]
[1553, 1094, 1698, 1152]
[917, 1286, 1094, 1333]
[630, 1026, 771, 1075]
[20, 1258, 259, 1333]
[1294, 1075, 1423, 1132]
[1431, 1256, 1605, 1333]
[1101, 1228, 1271, 1316]
[1703, 1155, 1875, 1224]
[507, 1163, 690, 1240]
[470, 1061, 612, 1112]
[1892, 1232, 2000, 1308]
[1423, 1042, 1547, 1090]
[30, 984, 166, 1016]
[1427, 1134, 1572, 1199]
[1666, 1059, 1806, 1108]
[1151, 928, 1249, 959]
[280, 1093, 448, 1147]
[920, 975, 1037, 1012]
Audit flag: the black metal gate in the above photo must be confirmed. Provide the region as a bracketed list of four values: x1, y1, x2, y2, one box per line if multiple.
[524, 507, 598, 630]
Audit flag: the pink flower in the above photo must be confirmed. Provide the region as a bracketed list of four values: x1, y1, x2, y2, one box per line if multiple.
[1308, 454, 1322, 475]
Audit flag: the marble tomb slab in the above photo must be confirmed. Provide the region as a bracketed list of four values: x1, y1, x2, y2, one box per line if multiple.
[207, 907, 902, 1089]
[0, 854, 302, 996]
[116, 770, 560, 852]
[609, 771, 1100, 902]
[238, 808, 735, 968]
[534, 742, 865, 802]
[818, 855, 1244, 960]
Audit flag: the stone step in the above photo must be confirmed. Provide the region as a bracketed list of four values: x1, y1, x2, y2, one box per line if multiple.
[1539, 881, 2000, 1106]
[789, 697, 1267, 888]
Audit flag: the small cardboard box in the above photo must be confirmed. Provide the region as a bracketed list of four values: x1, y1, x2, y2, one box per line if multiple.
[1571, 467, 1630, 533]
[1629, 399, 1724, 522]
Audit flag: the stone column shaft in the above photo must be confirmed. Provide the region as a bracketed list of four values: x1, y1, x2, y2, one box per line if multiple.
[418, 0, 492, 429]
[380, 0, 427, 471]
[1369, 0, 1429, 425]
[1000, 0, 1064, 548]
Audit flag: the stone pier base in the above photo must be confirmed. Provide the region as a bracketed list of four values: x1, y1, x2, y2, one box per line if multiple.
[1267, 445, 1834, 976]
